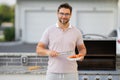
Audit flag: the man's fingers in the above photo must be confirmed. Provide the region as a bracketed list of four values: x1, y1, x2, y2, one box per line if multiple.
[48, 51, 59, 57]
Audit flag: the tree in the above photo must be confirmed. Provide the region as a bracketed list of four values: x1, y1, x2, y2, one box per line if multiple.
[0, 4, 15, 41]
[10, 5, 15, 24]
[0, 4, 15, 25]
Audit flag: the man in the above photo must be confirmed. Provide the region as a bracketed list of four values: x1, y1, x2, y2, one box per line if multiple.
[36, 3, 86, 80]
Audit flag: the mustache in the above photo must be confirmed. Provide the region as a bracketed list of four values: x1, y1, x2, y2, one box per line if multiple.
[59, 19, 69, 24]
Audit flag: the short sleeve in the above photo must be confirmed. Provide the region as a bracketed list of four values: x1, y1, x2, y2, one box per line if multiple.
[76, 30, 84, 46]
[40, 28, 49, 47]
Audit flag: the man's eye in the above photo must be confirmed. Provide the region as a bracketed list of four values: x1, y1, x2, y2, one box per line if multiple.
[59, 13, 70, 16]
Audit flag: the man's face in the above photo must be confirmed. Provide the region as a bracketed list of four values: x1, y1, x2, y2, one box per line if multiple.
[57, 8, 71, 25]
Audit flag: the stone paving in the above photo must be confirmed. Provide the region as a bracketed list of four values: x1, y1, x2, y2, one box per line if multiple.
[0, 41, 37, 53]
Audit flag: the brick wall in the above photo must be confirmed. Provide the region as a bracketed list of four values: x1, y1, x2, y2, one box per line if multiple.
[0, 54, 120, 70]
[0, 54, 48, 68]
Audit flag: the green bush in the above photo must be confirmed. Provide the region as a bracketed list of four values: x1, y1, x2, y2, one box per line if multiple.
[4, 27, 15, 41]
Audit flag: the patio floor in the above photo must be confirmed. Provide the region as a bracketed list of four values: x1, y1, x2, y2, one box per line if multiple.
[0, 41, 37, 53]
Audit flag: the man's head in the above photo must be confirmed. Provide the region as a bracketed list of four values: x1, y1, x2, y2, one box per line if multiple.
[57, 3, 72, 25]
[57, 3, 72, 14]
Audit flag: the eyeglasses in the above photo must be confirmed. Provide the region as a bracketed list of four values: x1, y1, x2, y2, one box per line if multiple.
[59, 12, 70, 17]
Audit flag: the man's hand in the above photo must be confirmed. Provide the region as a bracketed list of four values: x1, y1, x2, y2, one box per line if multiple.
[47, 50, 59, 57]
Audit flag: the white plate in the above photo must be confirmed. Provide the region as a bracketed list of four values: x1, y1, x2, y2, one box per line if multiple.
[67, 57, 81, 61]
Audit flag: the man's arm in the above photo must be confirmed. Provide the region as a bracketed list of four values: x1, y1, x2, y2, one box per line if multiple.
[68, 43, 86, 61]
[76, 44, 87, 61]
[77, 44, 86, 57]
[36, 42, 49, 56]
[36, 42, 59, 57]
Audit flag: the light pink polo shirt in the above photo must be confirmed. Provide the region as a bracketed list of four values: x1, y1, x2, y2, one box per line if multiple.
[40, 24, 83, 73]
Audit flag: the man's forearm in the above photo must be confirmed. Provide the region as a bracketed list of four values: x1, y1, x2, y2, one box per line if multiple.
[78, 48, 86, 56]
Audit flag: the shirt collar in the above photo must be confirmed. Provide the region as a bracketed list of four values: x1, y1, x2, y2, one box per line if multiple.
[56, 23, 72, 28]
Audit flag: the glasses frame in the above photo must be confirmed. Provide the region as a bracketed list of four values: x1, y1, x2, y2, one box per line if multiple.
[58, 12, 71, 17]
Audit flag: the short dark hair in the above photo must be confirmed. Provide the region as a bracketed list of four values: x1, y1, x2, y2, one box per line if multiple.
[57, 3, 72, 14]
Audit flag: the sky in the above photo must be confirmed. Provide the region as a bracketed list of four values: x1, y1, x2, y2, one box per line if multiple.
[0, 0, 16, 5]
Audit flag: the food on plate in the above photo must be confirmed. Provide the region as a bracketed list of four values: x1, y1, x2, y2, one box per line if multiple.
[68, 54, 84, 58]
[67, 54, 84, 61]
[68, 55, 77, 58]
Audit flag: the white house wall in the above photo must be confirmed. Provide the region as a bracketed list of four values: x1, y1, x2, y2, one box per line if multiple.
[16, 0, 118, 43]
[77, 10, 115, 35]
[25, 11, 57, 43]
[118, 0, 120, 27]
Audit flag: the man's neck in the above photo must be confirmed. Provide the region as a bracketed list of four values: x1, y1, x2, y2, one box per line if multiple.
[58, 22, 69, 30]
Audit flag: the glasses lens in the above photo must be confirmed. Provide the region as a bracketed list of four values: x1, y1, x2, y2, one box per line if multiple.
[59, 13, 70, 16]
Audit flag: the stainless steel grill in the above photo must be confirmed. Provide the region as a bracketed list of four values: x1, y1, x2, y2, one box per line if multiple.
[77, 39, 116, 70]
[79, 70, 120, 80]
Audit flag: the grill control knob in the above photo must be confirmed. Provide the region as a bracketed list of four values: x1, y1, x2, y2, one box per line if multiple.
[107, 75, 112, 80]
[95, 76, 101, 80]
[82, 76, 89, 80]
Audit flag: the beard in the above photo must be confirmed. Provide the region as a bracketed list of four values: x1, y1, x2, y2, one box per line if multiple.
[59, 18, 69, 25]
